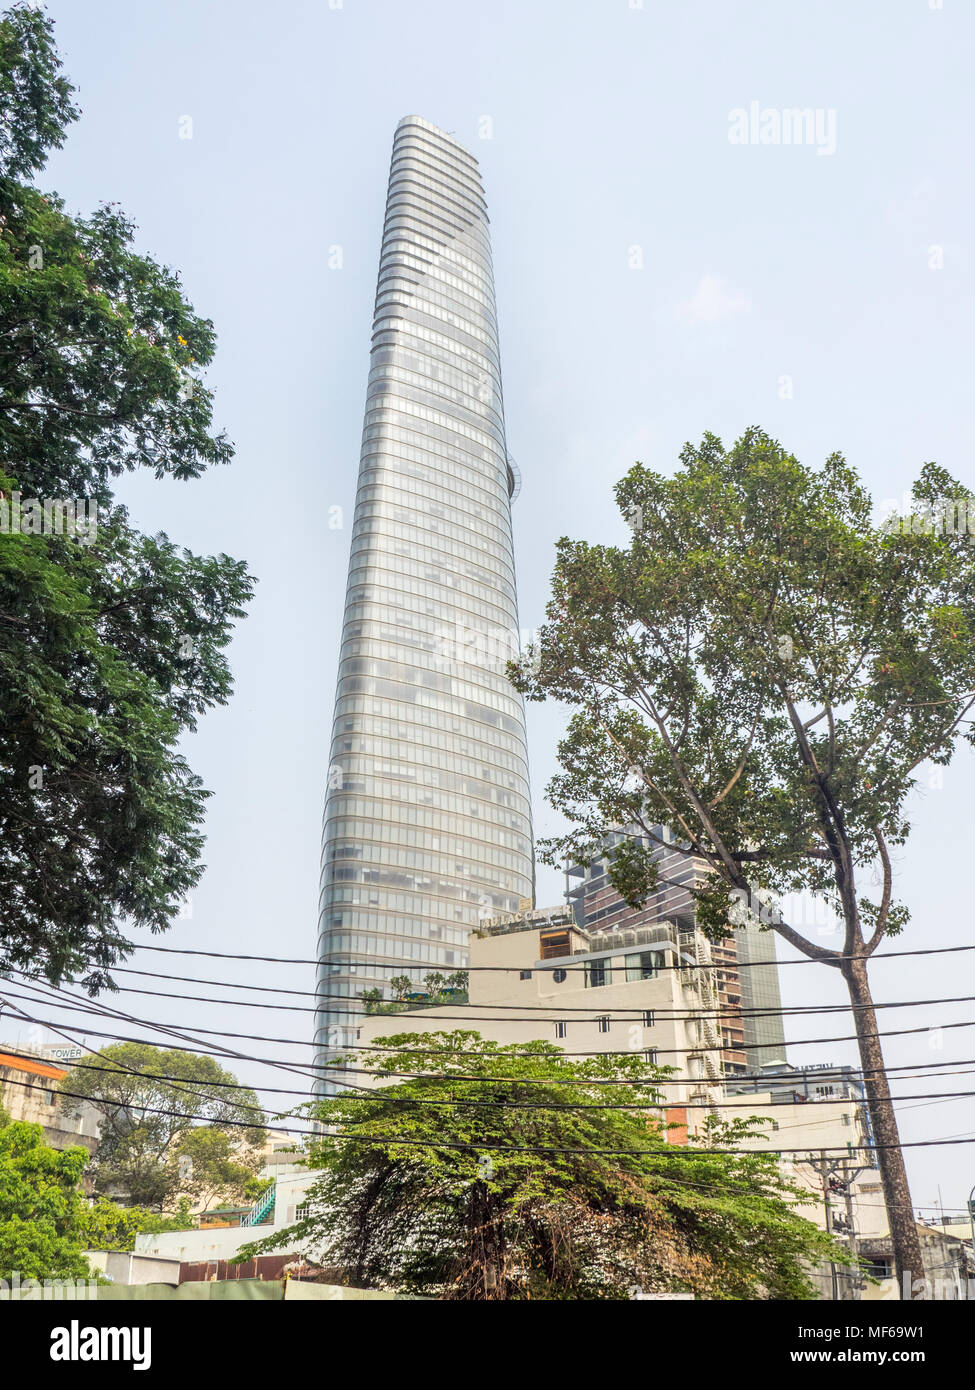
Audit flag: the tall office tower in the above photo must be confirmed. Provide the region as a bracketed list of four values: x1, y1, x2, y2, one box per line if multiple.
[567, 827, 787, 1075]
[315, 117, 535, 1077]
[732, 920, 789, 1070]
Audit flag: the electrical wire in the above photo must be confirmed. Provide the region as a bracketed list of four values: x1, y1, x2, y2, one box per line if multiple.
[6, 1044, 975, 1114]
[6, 987, 975, 1099]
[6, 976, 975, 1081]
[5, 995, 972, 1214]
[125, 939, 975, 972]
[5, 981, 974, 1058]
[0, 1071, 972, 1159]
[48, 964, 975, 1025]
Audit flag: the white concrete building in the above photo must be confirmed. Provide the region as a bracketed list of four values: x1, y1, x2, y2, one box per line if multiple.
[355, 908, 725, 1135]
[134, 1158, 318, 1268]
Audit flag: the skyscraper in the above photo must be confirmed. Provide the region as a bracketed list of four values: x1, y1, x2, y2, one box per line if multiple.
[315, 117, 534, 1074]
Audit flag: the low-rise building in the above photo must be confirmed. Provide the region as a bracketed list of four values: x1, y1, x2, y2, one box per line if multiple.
[0, 1046, 101, 1155]
[355, 908, 725, 1135]
[718, 1061, 879, 1297]
[134, 1156, 318, 1271]
[850, 1171, 974, 1300]
[565, 827, 788, 1075]
[716, 1070, 975, 1300]
[717, 1084, 874, 1297]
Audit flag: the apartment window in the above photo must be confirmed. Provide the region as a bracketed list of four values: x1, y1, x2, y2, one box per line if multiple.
[597, 1016, 610, 1034]
[519, 970, 532, 980]
[296, 1205, 309, 1221]
[644, 1049, 658, 1065]
[625, 951, 661, 982]
[555, 1021, 567, 1039]
[586, 960, 611, 989]
[643, 1010, 655, 1028]
[552, 969, 567, 984]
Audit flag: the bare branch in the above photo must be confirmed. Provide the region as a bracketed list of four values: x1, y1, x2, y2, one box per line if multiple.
[708, 714, 760, 809]
[864, 827, 893, 957]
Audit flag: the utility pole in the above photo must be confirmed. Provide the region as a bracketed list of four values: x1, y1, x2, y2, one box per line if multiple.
[835, 1161, 868, 1301]
[810, 1151, 839, 1301]
[806, 1152, 865, 1300]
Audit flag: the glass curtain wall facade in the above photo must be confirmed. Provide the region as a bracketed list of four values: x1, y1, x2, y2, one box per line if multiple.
[315, 117, 534, 1076]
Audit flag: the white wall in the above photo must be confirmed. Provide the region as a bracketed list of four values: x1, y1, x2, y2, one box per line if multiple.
[134, 1169, 318, 1264]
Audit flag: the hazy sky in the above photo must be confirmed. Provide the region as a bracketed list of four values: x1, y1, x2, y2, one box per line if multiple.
[7, 0, 974, 1215]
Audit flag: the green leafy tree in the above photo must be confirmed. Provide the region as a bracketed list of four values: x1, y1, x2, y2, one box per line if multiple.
[60, 1043, 265, 1209]
[389, 976, 413, 1002]
[0, 1120, 92, 1280]
[511, 428, 975, 1291]
[0, 5, 254, 988]
[174, 1125, 262, 1212]
[79, 1195, 194, 1252]
[235, 1032, 847, 1300]
[0, 2, 76, 180]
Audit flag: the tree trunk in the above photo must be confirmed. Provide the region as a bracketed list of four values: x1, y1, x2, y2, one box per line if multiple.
[465, 1179, 505, 1300]
[841, 955, 924, 1297]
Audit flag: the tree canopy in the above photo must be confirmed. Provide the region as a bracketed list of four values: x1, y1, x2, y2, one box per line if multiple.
[79, 1195, 194, 1253]
[60, 1043, 265, 1209]
[0, 4, 254, 987]
[236, 1031, 847, 1300]
[512, 429, 975, 937]
[0, 1120, 92, 1281]
[510, 427, 975, 1290]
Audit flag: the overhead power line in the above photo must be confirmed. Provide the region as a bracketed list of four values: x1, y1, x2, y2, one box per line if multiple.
[6, 984, 975, 1087]
[126, 940, 975, 972]
[10, 995, 975, 1091]
[71, 964, 975, 1024]
[7, 1045, 975, 1114]
[0, 1072, 972, 1160]
[4, 974, 974, 1076]
[0, 1075, 916, 1213]
[5, 977, 975, 1057]
[1, 1015, 966, 1217]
